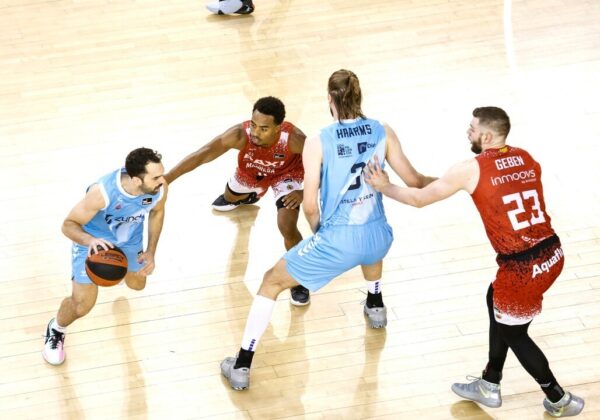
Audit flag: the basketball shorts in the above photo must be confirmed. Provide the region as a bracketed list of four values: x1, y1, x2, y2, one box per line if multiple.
[228, 171, 303, 203]
[492, 235, 564, 325]
[284, 220, 393, 291]
[71, 238, 144, 285]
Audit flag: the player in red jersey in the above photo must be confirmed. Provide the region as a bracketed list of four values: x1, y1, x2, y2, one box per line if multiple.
[364, 107, 584, 417]
[165, 97, 310, 306]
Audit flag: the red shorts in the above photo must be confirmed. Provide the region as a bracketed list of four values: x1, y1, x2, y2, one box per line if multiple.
[492, 235, 564, 325]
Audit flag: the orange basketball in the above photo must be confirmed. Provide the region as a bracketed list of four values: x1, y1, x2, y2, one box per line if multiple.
[85, 246, 128, 287]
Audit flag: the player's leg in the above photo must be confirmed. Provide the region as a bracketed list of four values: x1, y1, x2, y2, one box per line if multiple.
[212, 174, 262, 212]
[451, 284, 505, 408]
[222, 226, 355, 390]
[221, 258, 299, 389]
[496, 241, 583, 416]
[278, 204, 309, 305]
[361, 261, 387, 328]
[453, 237, 584, 415]
[359, 221, 393, 328]
[124, 272, 146, 290]
[43, 243, 99, 365]
[274, 183, 309, 306]
[276, 196, 302, 251]
[206, 0, 255, 16]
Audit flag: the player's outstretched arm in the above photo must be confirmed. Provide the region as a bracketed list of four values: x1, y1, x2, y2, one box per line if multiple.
[164, 124, 245, 184]
[365, 156, 475, 208]
[383, 124, 437, 188]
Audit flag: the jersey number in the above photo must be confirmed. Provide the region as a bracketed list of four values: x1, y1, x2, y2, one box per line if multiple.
[502, 189, 546, 231]
[348, 162, 366, 191]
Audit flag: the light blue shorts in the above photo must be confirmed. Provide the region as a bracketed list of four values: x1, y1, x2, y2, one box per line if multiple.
[284, 220, 393, 291]
[71, 239, 144, 284]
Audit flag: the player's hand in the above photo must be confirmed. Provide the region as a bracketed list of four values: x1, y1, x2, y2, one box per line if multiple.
[87, 238, 114, 256]
[137, 251, 155, 276]
[364, 156, 391, 192]
[282, 190, 303, 209]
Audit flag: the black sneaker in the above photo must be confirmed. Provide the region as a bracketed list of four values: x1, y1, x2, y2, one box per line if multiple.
[290, 285, 310, 306]
[212, 192, 259, 212]
[206, 0, 255, 15]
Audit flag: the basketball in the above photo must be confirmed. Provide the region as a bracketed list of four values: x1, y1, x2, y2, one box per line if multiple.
[85, 246, 128, 287]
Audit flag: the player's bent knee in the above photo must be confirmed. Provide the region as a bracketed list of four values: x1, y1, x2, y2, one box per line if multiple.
[260, 272, 287, 298]
[278, 221, 300, 238]
[125, 273, 146, 290]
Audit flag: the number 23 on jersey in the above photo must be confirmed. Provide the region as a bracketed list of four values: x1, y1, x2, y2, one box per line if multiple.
[502, 189, 546, 231]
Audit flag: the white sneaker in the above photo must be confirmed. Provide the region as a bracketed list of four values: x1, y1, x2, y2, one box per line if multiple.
[220, 356, 250, 390]
[206, 0, 255, 15]
[42, 318, 66, 365]
[451, 376, 502, 408]
[363, 304, 387, 328]
[543, 391, 585, 417]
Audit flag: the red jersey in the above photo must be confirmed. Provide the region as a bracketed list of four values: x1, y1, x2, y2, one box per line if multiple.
[471, 146, 555, 255]
[235, 120, 304, 188]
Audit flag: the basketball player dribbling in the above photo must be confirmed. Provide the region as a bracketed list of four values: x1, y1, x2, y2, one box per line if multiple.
[42, 148, 168, 365]
[164, 96, 311, 306]
[365, 107, 584, 417]
[219, 69, 436, 390]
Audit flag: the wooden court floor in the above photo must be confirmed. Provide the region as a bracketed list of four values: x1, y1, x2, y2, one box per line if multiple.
[1, 0, 599, 418]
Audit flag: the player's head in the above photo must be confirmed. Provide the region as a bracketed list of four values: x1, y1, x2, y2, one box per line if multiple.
[250, 96, 286, 147]
[125, 147, 165, 195]
[468, 107, 511, 154]
[327, 69, 366, 121]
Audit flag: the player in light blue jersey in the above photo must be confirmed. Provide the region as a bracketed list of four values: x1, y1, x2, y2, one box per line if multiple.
[43, 148, 168, 366]
[220, 69, 437, 390]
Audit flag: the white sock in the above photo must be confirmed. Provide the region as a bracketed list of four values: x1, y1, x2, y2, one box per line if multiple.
[240, 295, 276, 352]
[51, 318, 67, 333]
[366, 279, 382, 294]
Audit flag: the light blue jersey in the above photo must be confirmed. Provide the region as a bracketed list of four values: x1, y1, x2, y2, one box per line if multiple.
[71, 168, 164, 284]
[319, 118, 387, 227]
[84, 168, 163, 246]
[284, 118, 393, 291]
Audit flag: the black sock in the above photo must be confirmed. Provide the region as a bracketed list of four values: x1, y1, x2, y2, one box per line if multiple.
[482, 363, 502, 384]
[366, 292, 383, 308]
[541, 382, 565, 403]
[234, 347, 254, 369]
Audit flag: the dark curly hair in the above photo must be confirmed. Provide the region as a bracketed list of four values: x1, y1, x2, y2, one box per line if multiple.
[125, 147, 162, 179]
[253, 96, 286, 125]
